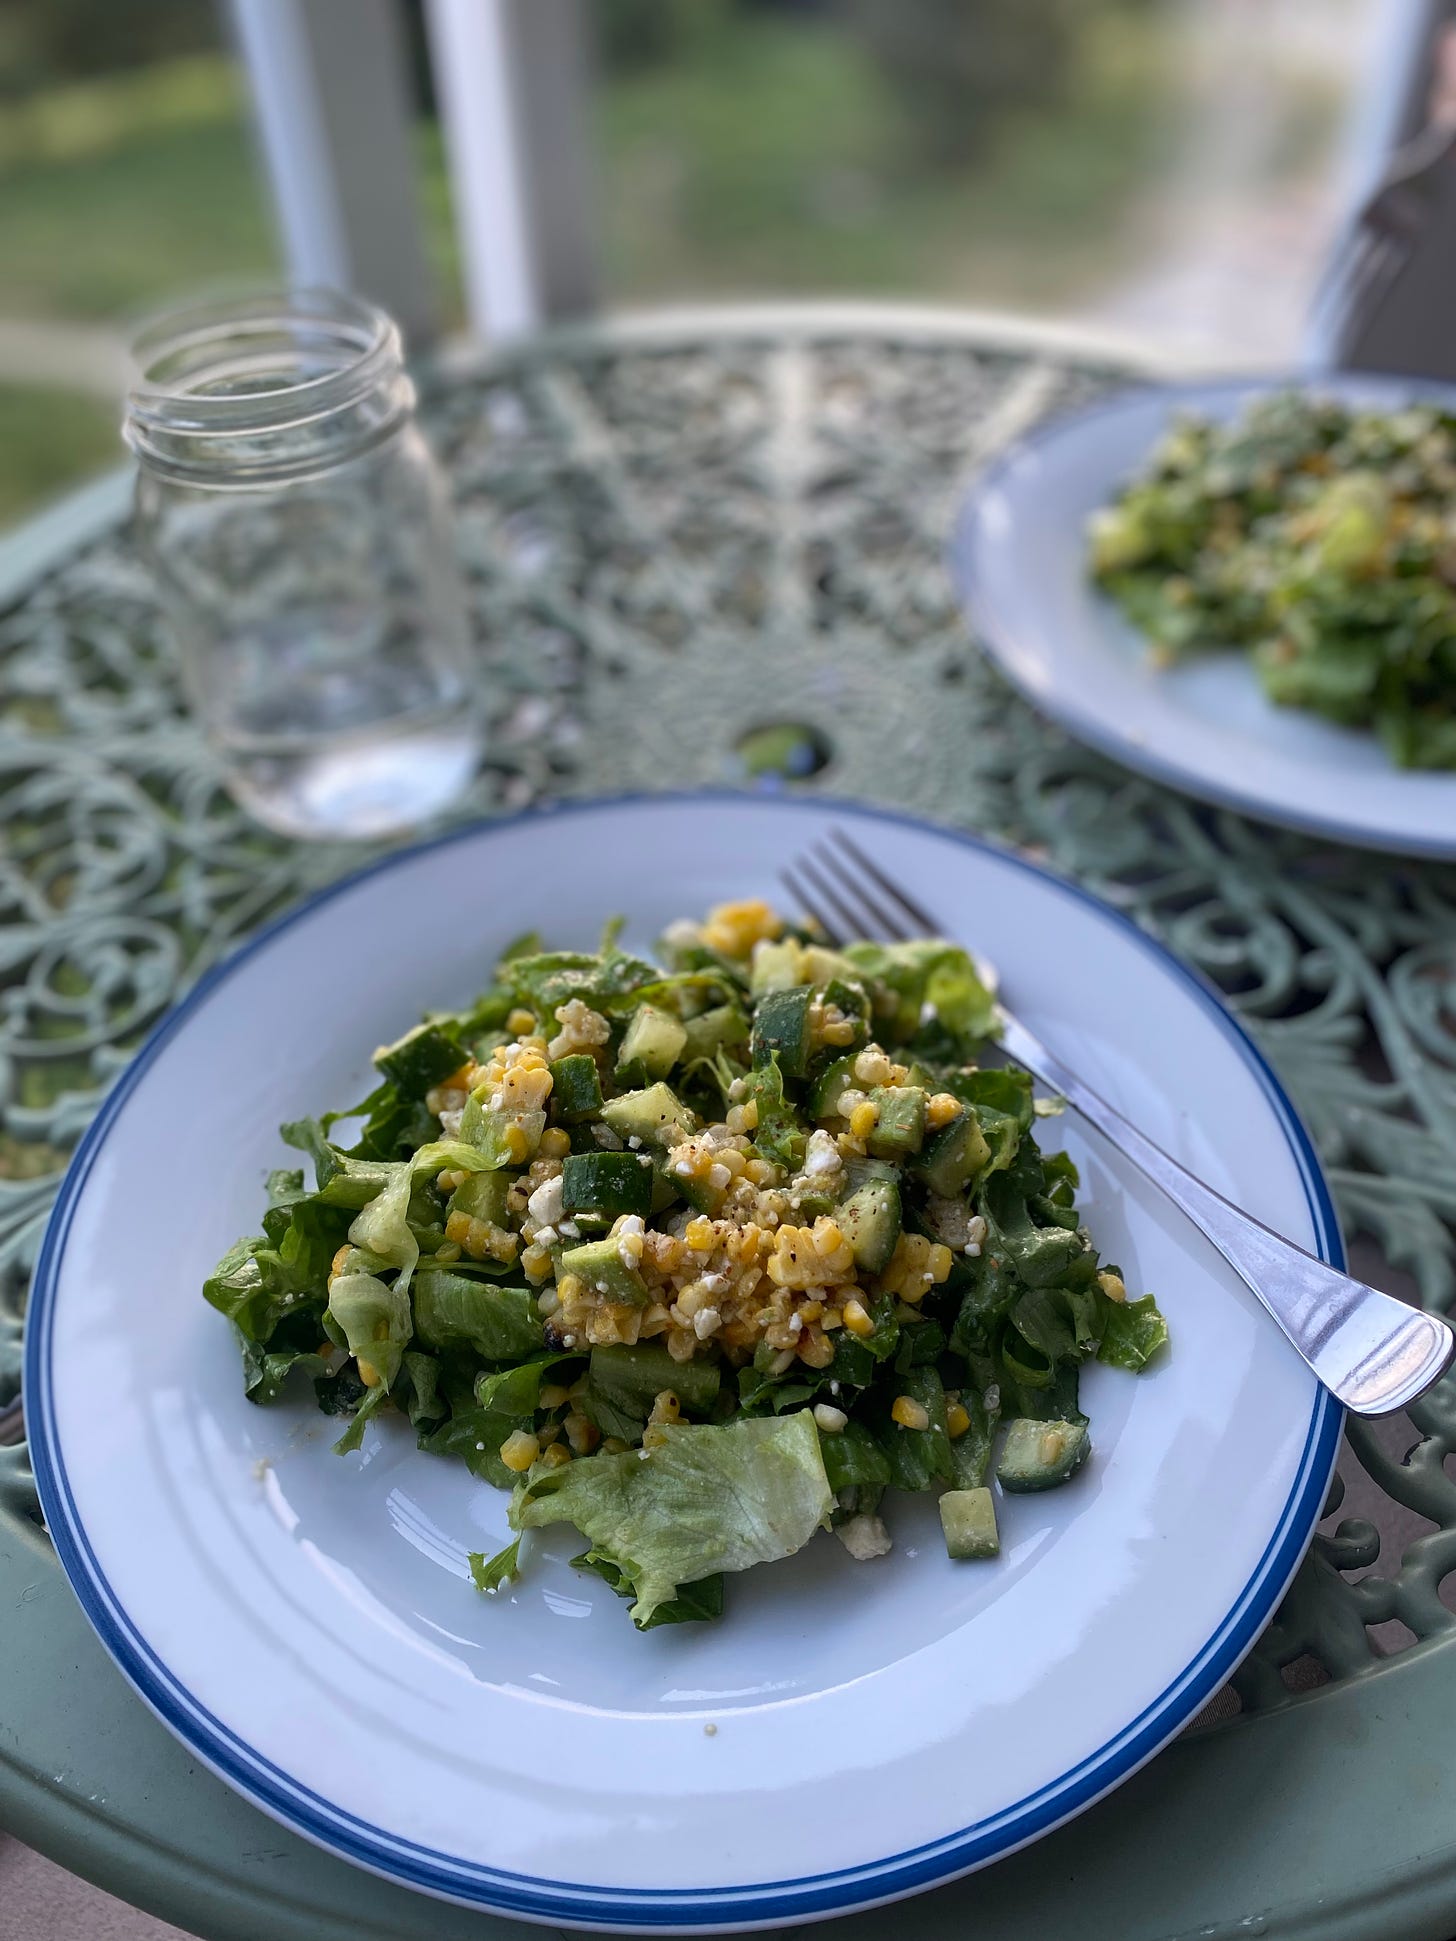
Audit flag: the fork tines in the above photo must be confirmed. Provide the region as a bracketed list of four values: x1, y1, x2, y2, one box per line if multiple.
[780, 827, 939, 947]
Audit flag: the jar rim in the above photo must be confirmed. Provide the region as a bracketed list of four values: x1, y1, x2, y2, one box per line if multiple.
[125, 287, 403, 442]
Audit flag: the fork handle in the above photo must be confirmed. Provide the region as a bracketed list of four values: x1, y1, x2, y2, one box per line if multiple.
[996, 1012, 1454, 1416]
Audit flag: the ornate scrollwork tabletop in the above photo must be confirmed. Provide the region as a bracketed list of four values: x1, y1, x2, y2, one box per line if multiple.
[3, 308, 1456, 1941]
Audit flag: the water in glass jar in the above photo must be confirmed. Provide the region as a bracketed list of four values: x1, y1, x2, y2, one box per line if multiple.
[217, 707, 481, 841]
[200, 600, 482, 840]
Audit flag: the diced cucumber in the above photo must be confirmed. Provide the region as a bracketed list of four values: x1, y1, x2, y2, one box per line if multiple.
[837, 1177, 902, 1275]
[561, 1151, 653, 1223]
[820, 976, 870, 1040]
[916, 1110, 991, 1197]
[750, 939, 806, 994]
[866, 1086, 927, 1159]
[374, 1019, 466, 1097]
[802, 945, 868, 989]
[460, 1095, 545, 1166]
[616, 1003, 688, 1081]
[940, 1487, 999, 1560]
[680, 1004, 748, 1062]
[559, 1235, 649, 1306]
[751, 986, 815, 1078]
[810, 1054, 858, 1120]
[648, 1163, 680, 1215]
[842, 1153, 899, 1191]
[550, 1054, 603, 1122]
[448, 1171, 512, 1227]
[589, 1342, 721, 1419]
[996, 1418, 1090, 1492]
[601, 1084, 697, 1149]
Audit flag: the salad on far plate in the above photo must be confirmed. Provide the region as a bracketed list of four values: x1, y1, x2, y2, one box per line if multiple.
[1090, 391, 1456, 768]
[205, 899, 1167, 1629]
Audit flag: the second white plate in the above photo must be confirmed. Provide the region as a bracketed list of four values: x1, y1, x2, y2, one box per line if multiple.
[951, 372, 1456, 856]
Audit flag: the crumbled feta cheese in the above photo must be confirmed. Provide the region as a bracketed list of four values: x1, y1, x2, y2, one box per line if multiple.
[616, 1213, 646, 1268]
[802, 1129, 842, 1178]
[534, 1225, 557, 1247]
[813, 1402, 848, 1433]
[627, 1135, 642, 1149]
[438, 1107, 464, 1138]
[527, 1174, 565, 1227]
[693, 1307, 721, 1340]
[707, 1162, 731, 1191]
[837, 1513, 893, 1561]
[786, 1310, 804, 1337]
[559, 1220, 580, 1239]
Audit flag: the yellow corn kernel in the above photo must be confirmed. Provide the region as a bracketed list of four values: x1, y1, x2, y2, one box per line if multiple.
[521, 1243, 554, 1283]
[435, 1239, 462, 1263]
[639, 1301, 671, 1338]
[539, 1127, 572, 1159]
[926, 1243, 954, 1283]
[648, 1389, 682, 1426]
[555, 1271, 586, 1303]
[436, 1167, 468, 1195]
[357, 1357, 381, 1388]
[503, 1123, 531, 1165]
[812, 1220, 845, 1258]
[565, 1411, 600, 1455]
[843, 1298, 874, 1337]
[926, 1092, 961, 1130]
[538, 1383, 571, 1410]
[1098, 1269, 1127, 1303]
[946, 1402, 972, 1440]
[499, 1430, 539, 1472]
[745, 1157, 777, 1185]
[329, 1244, 353, 1285]
[665, 1326, 698, 1363]
[741, 1098, 760, 1130]
[891, 1395, 930, 1432]
[648, 1233, 685, 1274]
[685, 1216, 716, 1252]
[537, 1440, 572, 1469]
[602, 1436, 629, 1455]
[507, 1008, 538, 1036]
[797, 1325, 835, 1369]
[798, 1298, 824, 1323]
[701, 898, 782, 959]
[819, 1011, 857, 1047]
[821, 1306, 843, 1331]
[849, 1100, 879, 1140]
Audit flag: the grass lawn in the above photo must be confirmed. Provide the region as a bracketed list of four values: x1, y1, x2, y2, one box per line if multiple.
[0, 14, 1175, 525]
[598, 10, 1173, 307]
[0, 383, 120, 524]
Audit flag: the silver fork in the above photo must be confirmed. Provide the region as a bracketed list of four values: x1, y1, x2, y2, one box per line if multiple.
[782, 829, 1454, 1418]
[1309, 114, 1456, 357]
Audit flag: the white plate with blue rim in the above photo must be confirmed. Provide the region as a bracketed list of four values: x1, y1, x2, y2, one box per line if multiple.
[950, 371, 1456, 858]
[26, 792, 1340, 1932]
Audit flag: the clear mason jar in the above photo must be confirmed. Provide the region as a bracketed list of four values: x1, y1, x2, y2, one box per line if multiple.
[124, 289, 480, 841]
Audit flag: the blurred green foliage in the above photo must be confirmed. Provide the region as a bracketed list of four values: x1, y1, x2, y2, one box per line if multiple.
[0, 0, 1176, 526]
[0, 384, 118, 524]
[0, 0, 215, 94]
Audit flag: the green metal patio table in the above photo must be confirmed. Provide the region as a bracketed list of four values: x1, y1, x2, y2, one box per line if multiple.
[3, 306, 1456, 1941]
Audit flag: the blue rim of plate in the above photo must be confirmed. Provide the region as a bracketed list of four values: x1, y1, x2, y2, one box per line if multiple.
[949, 368, 1456, 861]
[25, 789, 1344, 1931]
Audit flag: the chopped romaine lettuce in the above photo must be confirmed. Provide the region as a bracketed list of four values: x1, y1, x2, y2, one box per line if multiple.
[511, 1411, 832, 1626]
